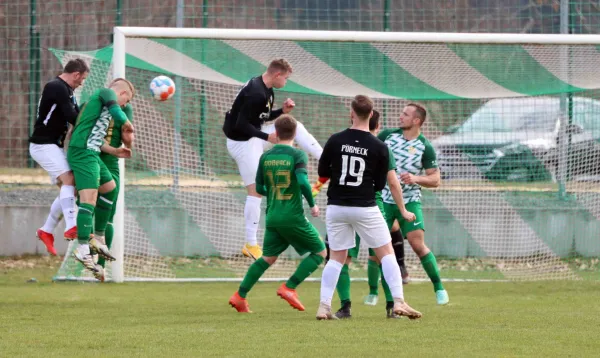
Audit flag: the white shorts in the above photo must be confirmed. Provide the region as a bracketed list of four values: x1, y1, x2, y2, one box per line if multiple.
[29, 143, 71, 185]
[226, 124, 276, 187]
[326, 205, 391, 251]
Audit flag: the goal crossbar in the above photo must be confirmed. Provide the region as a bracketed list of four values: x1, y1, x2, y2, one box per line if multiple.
[114, 26, 600, 45]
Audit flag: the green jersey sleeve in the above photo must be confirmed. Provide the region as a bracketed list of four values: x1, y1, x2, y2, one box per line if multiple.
[387, 147, 397, 171]
[99, 88, 128, 125]
[294, 150, 308, 174]
[122, 103, 134, 122]
[255, 154, 267, 196]
[293, 149, 314, 207]
[377, 129, 394, 142]
[422, 140, 438, 170]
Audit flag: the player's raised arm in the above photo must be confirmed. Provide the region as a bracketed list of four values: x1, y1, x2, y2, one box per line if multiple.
[101, 79, 135, 126]
[235, 94, 270, 141]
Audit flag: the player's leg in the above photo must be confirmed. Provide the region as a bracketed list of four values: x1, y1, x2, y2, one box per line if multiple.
[29, 143, 77, 254]
[67, 148, 102, 278]
[261, 122, 322, 160]
[88, 160, 117, 266]
[279, 223, 326, 311]
[390, 220, 410, 284]
[229, 228, 284, 313]
[56, 170, 77, 240]
[317, 205, 353, 320]
[334, 234, 358, 319]
[356, 206, 421, 319]
[402, 203, 448, 305]
[226, 138, 263, 259]
[364, 250, 380, 306]
[36, 194, 62, 256]
[97, 170, 119, 269]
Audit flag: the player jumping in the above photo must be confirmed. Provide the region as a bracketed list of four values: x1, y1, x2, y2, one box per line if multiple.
[229, 114, 326, 313]
[92, 90, 135, 281]
[378, 103, 449, 305]
[316, 95, 421, 320]
[223, 59, 322, 261]
[29, 59, 89, 255]
[67, 79, 134, 278]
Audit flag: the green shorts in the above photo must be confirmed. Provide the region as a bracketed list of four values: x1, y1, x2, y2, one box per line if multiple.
[384, 201, 424, 235]
[263, 221, 326, 257]
[67, 147, 113, 190]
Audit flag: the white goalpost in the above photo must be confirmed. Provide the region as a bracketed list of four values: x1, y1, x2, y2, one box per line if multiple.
[53, 27, 600, 283]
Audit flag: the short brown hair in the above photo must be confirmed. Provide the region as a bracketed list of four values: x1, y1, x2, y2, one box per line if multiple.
[369, 109, 380, 131]
[274, 114, 297, 140]
[268, 59, 293, 74]
[407, 103, 427, 124]
[351, 95, 373, 120]
[63, 59, 89, 74]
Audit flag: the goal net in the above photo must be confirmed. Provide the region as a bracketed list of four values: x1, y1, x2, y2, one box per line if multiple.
[53, 28, 600, 283]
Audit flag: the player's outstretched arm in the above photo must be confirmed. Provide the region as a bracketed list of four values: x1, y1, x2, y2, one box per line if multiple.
[296, 170, 319, 217]
[387, 170, 415, 222]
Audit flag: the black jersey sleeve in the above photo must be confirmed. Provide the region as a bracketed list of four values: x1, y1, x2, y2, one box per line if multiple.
[318, 136, 334, 179]
[48, 80, 79, 125]
[235, 94, 269, 141]
[374, 145, 389, 192]
[269, 108, 283, 121]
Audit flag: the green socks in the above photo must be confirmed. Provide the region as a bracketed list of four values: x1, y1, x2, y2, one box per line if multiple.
[76, 203, 95, 244]
[94, 189, 116, 237]
[287, 254, 324, 289]
[238, 258, 271, 298]
[336, 264, 351, 305]
[421, 252, 444, 291]
[367, 259, 380, 295]
[379, 265, 394, 304]
[97, 222, 114, 268]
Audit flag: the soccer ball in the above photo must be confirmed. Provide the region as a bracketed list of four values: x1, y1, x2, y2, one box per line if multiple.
[150, 75, 176, 101]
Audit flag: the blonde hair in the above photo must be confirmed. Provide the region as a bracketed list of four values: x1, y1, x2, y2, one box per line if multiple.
[109, 78, 136, 98]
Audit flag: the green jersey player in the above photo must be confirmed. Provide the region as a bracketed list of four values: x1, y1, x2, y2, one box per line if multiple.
[378, 103, 449, 305]
[67, 78, 134, 279]
[229, 114, 326, 313]
[93, 101, 135, 280]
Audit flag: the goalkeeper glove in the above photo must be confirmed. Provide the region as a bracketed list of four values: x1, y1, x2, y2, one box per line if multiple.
[312, 177, 329, 197]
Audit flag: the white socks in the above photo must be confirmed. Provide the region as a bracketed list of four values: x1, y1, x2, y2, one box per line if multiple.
[244, 196, 262, 246]
[59, 185, 77, 231]
[41, 196, 62, 233]
[381, 254, 404, 301]
[295, 122, 323, 160]
[319, 259, 343, 306]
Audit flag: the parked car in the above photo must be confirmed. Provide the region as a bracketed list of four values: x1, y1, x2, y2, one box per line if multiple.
[432, 96, 600, 182]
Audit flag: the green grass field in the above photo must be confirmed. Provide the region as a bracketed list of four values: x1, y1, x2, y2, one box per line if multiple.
[1, 257, 599, 357]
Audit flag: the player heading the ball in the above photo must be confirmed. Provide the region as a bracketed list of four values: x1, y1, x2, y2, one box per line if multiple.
[222, 59, 323, 261]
